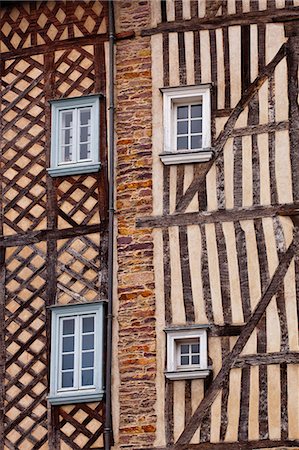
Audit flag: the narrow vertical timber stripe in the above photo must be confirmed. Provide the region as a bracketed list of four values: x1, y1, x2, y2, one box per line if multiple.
[268, 131, 278, 204]
[268, 74, 275, 123]
[233, 136, 243, 208]
[163, 33, 169, 87]
[200, 225, 214, 323]
[178, 32, 187, 85]
[163, 165, 170, 215]
[258, 24, 266, 72]
[254, 219, 269, 439]
[280, 362, 288, 440]
[267, 0, 276, 9]
[223, 26, 230, 109]
[238, 366, 250, 440]
[190, 0, 199, 18]
[176, 166, 185, 208]
[296, 258, 299, 339]
[215, 223, 232, 324]
[200, 406, 211, 443]
[179, 226, 195, 322]
[210, 29, 217, 114]
[287, 36, 299, 202]
[165, 380, 174, 446]
[248, 94, 260, 206]
[174, 0, 183, 20]
[195, 165, 207, 211]
[236, 0, 242, 14]
[219, 337, 230, 441]
[163, 229, 172, 325]
[216, 154, 225, 208]
[194, 30, 201, 84]
[234, 222, 251, 322]
[185, 381, 192, 427]
[250, 0, 259, 11]
[222, 0, 228, 16]
[241, 25, 251, 93]
[161, 0, 167, 22]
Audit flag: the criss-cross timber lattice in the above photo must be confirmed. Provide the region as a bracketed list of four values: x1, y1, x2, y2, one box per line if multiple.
[1, 55, 47, 236]
[0, 1, 107, 53]
[5, 243, 48, 449]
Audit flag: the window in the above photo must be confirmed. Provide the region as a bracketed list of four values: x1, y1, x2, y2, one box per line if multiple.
[48, 96, 101, 177]
[48, 302, 104, 405]
[165, 326, 210, 380]
[160, 85, 213, 165]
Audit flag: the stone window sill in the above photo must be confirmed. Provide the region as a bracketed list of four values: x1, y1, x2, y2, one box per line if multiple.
[165, 368, 211, 380]
[159, 148, 214, 165]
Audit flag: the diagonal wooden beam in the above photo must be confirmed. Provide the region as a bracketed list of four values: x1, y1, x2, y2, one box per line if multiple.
[175, 42, 287, 214]
[205, 0, 224, 18]
[173, 237, 297, 446]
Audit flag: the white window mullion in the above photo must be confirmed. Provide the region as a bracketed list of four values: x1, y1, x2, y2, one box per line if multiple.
[74, 315, 80, 390]
[74, 109, 79, 164]
[58, 317, 63, 391]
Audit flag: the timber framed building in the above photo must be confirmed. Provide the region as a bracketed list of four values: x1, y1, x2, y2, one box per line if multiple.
[0, 1, 299, 450]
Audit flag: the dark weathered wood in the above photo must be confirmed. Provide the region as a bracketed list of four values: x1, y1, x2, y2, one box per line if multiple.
[163, 165, 170, 215]
[175, 0, 183, 21]
[241, 25, 251, 93]
[230, 120, 288, 137]
[179, 226, 195, 322]
[238, 366, 250, 440]
[0, 249, 6, 449]
[174, 238, 296, 446]
[165, 380, 174, 446]
[184, 381, 192, 426]
[219, 337, 230, 441]
[137, 202, 299, 230]
[234, 222, 251, 321]
[194, 30, 201, 85]
[175, 42, 286, 213]
[163, 229, 172, 325]
[215, 223, 231, 323]
[200, 225, 214, 323]
[280, 362, 288, 440]
[161, 0, 167, 22]
[233, 136, 243, 208]
[141, 7, 299, 36]
[223, 26, 230, 109]
[178, 32, 186, 85]
[163, 33, 169, 87]
[233, 351, 299, 367]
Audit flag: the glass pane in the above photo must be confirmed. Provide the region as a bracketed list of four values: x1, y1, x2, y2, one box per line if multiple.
[61, 111, 73, 128]
[180, 355, 189, 366]
[191, 343, 200, 353]
[62, 354, 74, 370]
[63, 128, 72, 145]
[177, 136, 188, 150]
[83, 317, 94, 333]
[82, 334, 94, 350]
[191, 135, 202, 149]
[180, 344, 189, 354]
[63, 146, 72, 162]
[82, 369, 94, 386]
[191, 104, 202, 118]
[191, 120, 202, 133]
[177, 106, 188, 119]
[62, 371, 74, 388]
[80, 108, 91, 126]
[177, 121, 188, 135]
[63, 336, 74, 352]
[80, 126, 90, 143]
[82, 351, 94, 368]
[192, 355, 200, 365]
[79, 143, 90, 160]
[63, 319, 74, 336]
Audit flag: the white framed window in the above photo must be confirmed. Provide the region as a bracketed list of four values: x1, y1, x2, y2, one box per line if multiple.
[165, 326, 210, 380]
[48, 302, 104, 405]
[160, 85, 213, 165]
[48, 95, 101, 177]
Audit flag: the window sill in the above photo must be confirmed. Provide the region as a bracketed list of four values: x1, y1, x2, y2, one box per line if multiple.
[47, 162, 101, 177]
[159, 148, 214, 165]
[47, 390, 104, 405]
[165, 368, 211, 380]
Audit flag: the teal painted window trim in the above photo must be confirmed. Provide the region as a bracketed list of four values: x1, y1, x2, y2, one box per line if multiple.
[48, 301, 105, 405]
[49, 95, 100, 177]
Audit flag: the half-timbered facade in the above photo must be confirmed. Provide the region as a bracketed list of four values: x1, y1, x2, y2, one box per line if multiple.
[1, 1, 299, 450]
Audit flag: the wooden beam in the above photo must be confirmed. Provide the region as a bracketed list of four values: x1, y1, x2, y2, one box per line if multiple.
[141, 7, 299, 36]
[233, 351, 299, 368]
[0, 223, 105, 248]
[136, 202, 299, 229]
[174, 239, 297, 446]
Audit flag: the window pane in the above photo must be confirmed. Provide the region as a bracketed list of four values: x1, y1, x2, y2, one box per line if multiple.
[191, 135, 202, 149]
[82, 369, 94, 386]
[79, 143, 90, 160]
[80, 108, 91, 126]
[62, 354, 74, 370]
[181, 356, 189, 365]
[62, 371, 74, 388]
[63, 336, 74, 352]
[82, 351, 94, 368]
[191, 343, 200, 353]
[191, 104, 202, 118]
[82, 334, 94, 350]
[83, 317, 94, 333]
[192, 355, 200, 365]
[80, 126, 90, 143]
[63, 319, 74, 335]
[177, 121, 188, 135]
[177, 106, 188, 119]
[180, 344, 189, 354]
[61, 111, 73, 128]
[177, 136, 188, 150]
[191, 120, 202, 133]
[63, 146, 72, 162]
[63, 128, 73, 146]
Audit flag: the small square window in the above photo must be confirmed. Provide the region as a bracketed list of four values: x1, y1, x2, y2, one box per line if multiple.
[48, 302, 104, 405]
[165, 326, 210, 380]
[48, 96, 101, 177]
[160, 85, 213, 165]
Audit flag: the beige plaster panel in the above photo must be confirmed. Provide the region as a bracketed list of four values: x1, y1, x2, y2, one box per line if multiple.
[267, 365, 281, 440]
[200, 30, 211, 84]
[169, 33, 179, 86]
[287, 365, 299, 439]
[185, 165, 199, 213]
[242, 135, 253, 208]
[191, 379, 204, 443]
[248, 366, 260, 440]
[206, 165, 218, 211]
[266, 24, 286, 65]
[185, 31, 195, 85]
[173, 381, 186, 441]
[275, 59, 288, 122]
[225, 368, 242, 442]
[216, 28, 225, 110]
[223, 138, 234, 209]
[258, 80, 269, 125]
[258, 133, 271, 205]
[250, 24, 258, 82]
[275, 130, 293, 204]
[229, 26, 241, 108]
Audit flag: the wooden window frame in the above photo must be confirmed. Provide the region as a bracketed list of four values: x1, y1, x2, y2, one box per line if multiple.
[160, 84, 213, 165]
[165, 326, 210, 380]
[48, 302, 104, 405]
[48, 95, 101, 177]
